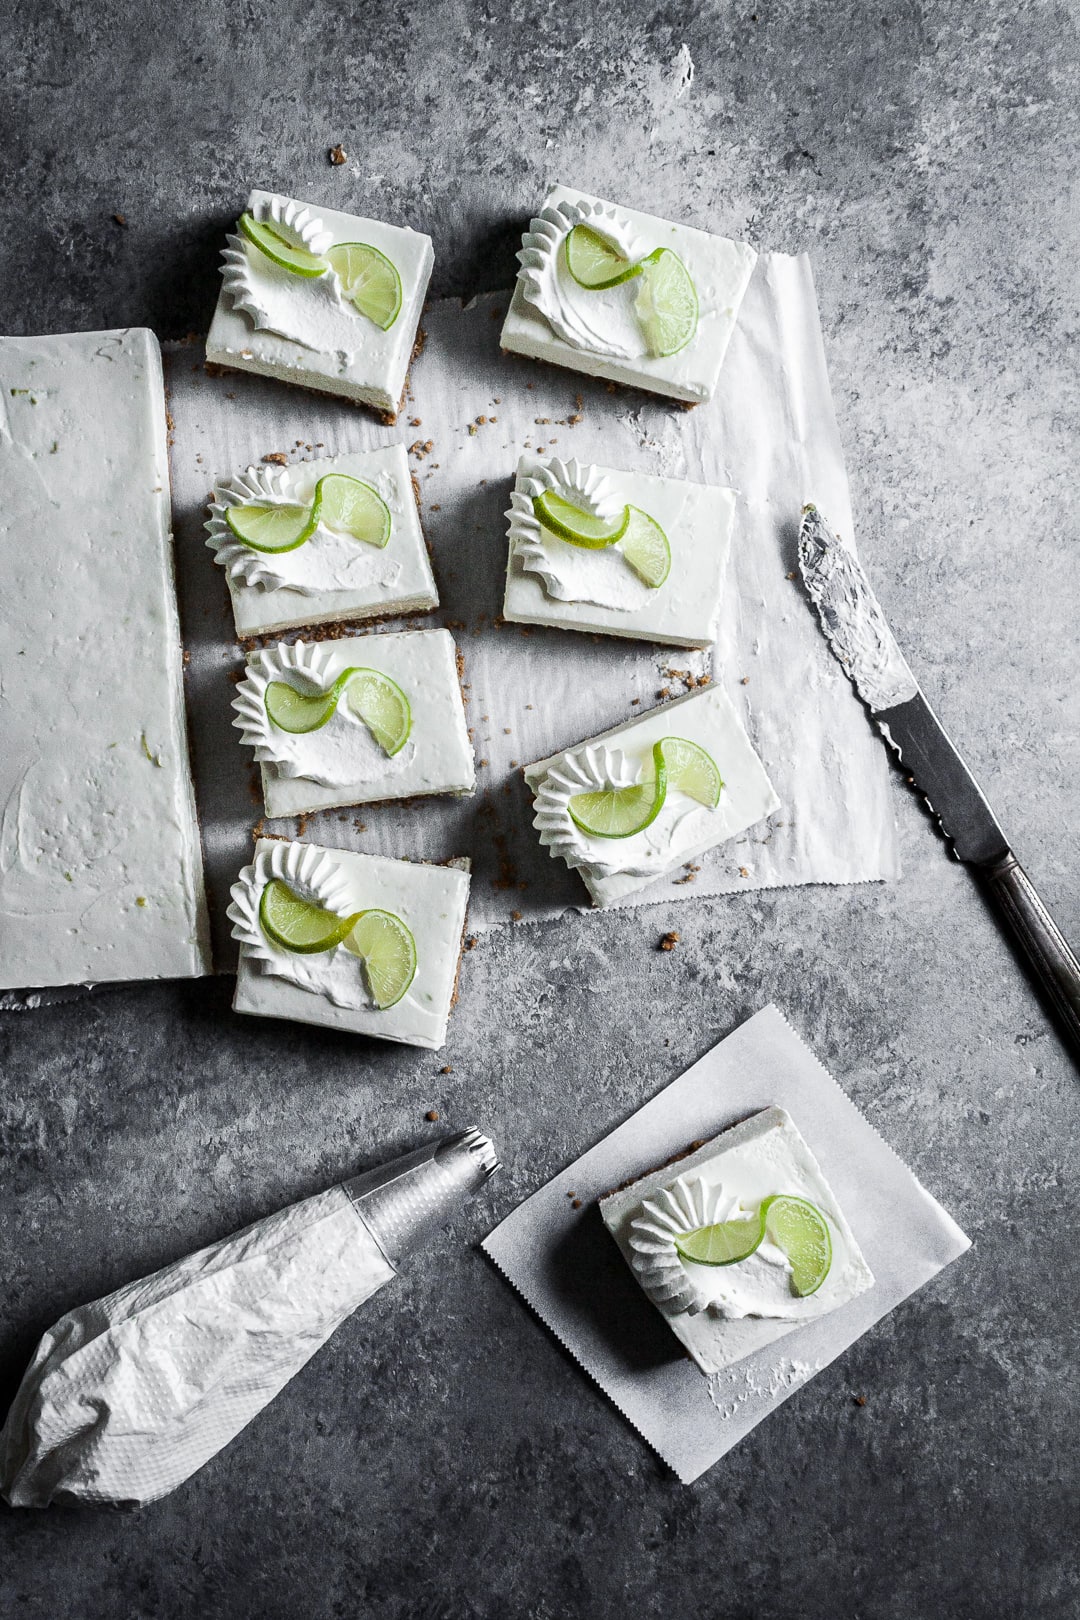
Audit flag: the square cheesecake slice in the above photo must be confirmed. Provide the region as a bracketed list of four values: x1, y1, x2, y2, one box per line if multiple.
[500, 184, 757, 404]
[0, 328, 209, 989]
[503, 453, 734, 648]
[233, 628, 475, 819]
[206, 188, 433, 417]
[206, 443, 438, 637]
[523, 684, 779, 907]
[600, 1107, 875, 1378]
[230, 839, 470, 1050]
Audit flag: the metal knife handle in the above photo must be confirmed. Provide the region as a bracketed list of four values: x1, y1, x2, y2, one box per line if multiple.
[981, 852, 1080, 1062]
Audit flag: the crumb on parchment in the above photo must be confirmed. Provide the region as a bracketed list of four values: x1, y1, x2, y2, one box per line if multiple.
[659, 932, 680, 952]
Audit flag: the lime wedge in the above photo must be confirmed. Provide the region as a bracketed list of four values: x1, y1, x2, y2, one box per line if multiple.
[567, 739, 667, 838]
[259, 878, 355, 953]
[313, 474, 391, 548]
[634, 247, 699, 357]
[533, 489, 630, 548]
[326, 242, 402, 329]
[763, 1195, 832, 1297]
[659, 737, 723, 808]
[345, 669, 411, 756]
[675, 1208, 766, 1266]
[563, 224, 644, 290]
[343, 909, 417, 1008]
[619, 506, 671, 587]
[239, 213, 329, 278]
[264, 671, 350, 735]
[225, 501, 315, 554]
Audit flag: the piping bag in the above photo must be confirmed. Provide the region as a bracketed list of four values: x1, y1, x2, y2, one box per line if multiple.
[0, 1127, 498, 1509]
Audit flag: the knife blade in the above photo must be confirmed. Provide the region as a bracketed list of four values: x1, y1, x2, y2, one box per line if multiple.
[799, 503, 1080, 1062]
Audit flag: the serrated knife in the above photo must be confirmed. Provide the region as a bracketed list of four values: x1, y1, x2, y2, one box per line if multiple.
[799, 504, 1080, 1062]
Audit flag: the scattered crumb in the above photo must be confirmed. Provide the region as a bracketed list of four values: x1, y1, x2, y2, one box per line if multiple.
[659, 932, 680, 952]
[425, 1109, 440, 1123]
[464, 936, 478, 951]
[630, 697, 640, 705]
[263, 451, 288, 466]
[440, 1064, 453, 1075]
[112, 212, 127, 227]
[853, 1394, 867, 1407]
[741, 676, 750, 685]
[510, 909, 523, 922]
[738, 866, 750, 878]
[468, 423, 478, 436]
[329, 144, 347, 166]
[674, 863, 701, 886]
[135, 896, 147, 908]
[571, 1199, 582, 1210]
[786, 570, 797, 581]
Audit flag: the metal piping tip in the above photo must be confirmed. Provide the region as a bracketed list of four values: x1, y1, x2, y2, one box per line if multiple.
[342, 1127, 499, 1270]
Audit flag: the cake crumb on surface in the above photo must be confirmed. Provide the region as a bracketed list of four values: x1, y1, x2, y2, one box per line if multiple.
[853, 1394, 867, 1407]
[658, 931, 680, 952]
[571, 1199, 582, 1210]
[263, 451, 288, 466]
[440, 1064, 453, 1074]
[425, 1109, 440, 1122]
[328, 144, 347, 165]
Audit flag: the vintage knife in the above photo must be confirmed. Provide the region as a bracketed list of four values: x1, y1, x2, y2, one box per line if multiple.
[799, 504, 1080, 1062]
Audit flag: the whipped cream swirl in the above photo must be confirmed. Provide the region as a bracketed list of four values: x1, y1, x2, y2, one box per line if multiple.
[532, 740, 704, 879]
[220, 194, 362, 361]
[507, 456, 654, 612]
[232, 640, 415, 788]
[205, 463, 403, 598]
[228, 841, 376, 1011]
[628, 1175, 794, 1320]
[516, 196, 651, 360]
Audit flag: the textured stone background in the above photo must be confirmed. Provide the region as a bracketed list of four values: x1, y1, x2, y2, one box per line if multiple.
[1, 2, 1078, 1616]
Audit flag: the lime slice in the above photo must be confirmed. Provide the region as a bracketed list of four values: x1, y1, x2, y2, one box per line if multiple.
[763, 1195, 833, 1297]
[619, 506, 671, 587]
[264, 671, 350, 735]
[675, 1208, 766, 1266]
[259, 878, 354, 953]
[563, 224, 644, 290]
[659, 737, 723, 808]
[567, 739, 667, 839]
[225, 501, 315, 554]
[634, 247, 699, 357]
[239, 213, 329, 278]
[326, 242, 402, 329]
[343, 909, 417, 1008]
[313, 474, 391, 548]
[345, 669, 411, 756]
[533, 489, 630, 548]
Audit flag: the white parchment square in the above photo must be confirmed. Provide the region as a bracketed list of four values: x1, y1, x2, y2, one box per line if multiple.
[482, 1005, 969, 1484]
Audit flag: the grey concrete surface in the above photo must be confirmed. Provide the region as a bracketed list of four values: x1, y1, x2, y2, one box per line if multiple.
[1, 2, 1078, 1616]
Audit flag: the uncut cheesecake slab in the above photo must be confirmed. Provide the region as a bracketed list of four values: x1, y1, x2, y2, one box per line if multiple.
[0, 329, 209, 989]
[501, 184, 757, 405]
[524, 684, 780, 908]
[206, 189, 433, 417]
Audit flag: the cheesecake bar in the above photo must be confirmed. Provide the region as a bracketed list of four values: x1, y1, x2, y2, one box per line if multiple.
[206, 443, 438, 637]
[524, 684, 780, 907]
[600, 1107, 876, 1377]
[233, 628, 475, 818]
[206, 188, 433, 416]
[229, 838, 470, 1050]
[0, 329, 209, 989]
[503, 453, 735, 648]
[500, 184, 757, 404]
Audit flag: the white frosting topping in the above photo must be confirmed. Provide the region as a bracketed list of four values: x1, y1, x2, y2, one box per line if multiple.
[228, 841, 378, 1011]
[531, 740, 705, 879]
[231, 640, 416, 788]
[219, 194, 364, 361]
[516, 196, 652, 360]
[507, 456, 655, 612]
[628, 1175, 794, 1320]
[205, 463, 403, 598]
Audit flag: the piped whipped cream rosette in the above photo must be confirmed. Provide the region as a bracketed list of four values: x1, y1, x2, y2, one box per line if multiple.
[228, 841, 417, 1013]
[232, 639, 415, 789]
[628, 1176, 799, 1321]
[531, 735, 721, 880]
[205, 463, 403, 598]
[220, 193, 402, 359]
[507, 456, 664, 612]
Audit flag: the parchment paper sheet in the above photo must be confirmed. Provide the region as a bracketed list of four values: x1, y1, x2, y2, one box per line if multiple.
[482, 1005, 969, 1484]
[166, 255, 899, 965]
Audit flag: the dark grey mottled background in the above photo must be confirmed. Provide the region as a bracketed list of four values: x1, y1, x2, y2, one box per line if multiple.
[1, 2, 1078, 1616]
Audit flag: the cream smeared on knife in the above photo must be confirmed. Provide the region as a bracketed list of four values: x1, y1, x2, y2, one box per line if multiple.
[798, 505, 918, 712]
